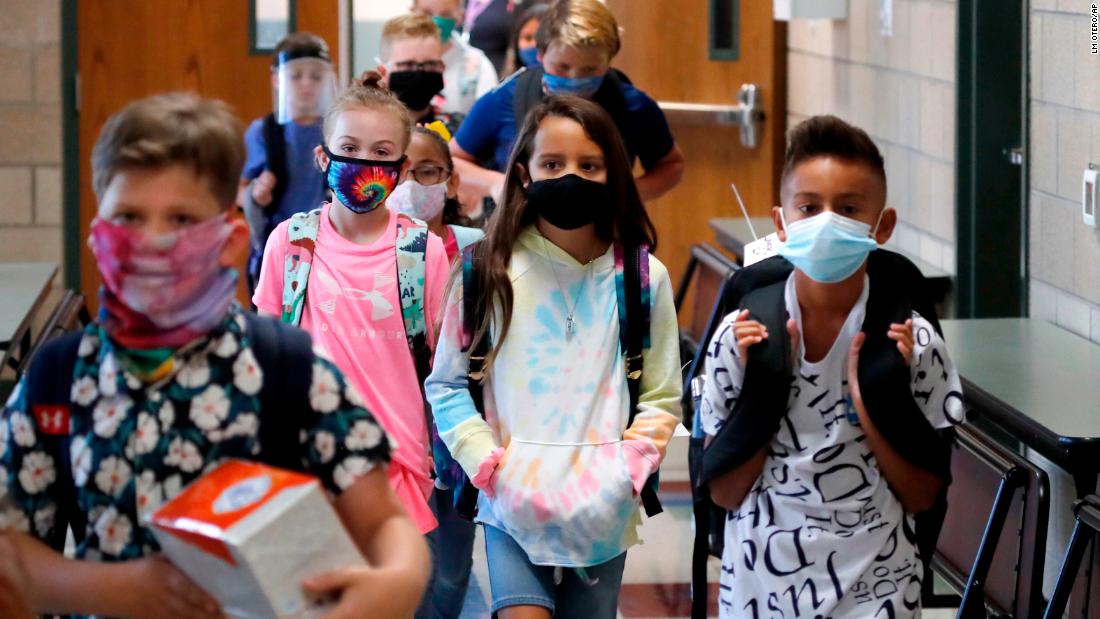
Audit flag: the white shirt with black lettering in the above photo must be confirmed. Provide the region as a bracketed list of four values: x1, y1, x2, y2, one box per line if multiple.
[700, 273, 965, 619]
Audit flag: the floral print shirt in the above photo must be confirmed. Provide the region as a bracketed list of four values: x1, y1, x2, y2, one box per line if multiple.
[0, 306, 390, 561]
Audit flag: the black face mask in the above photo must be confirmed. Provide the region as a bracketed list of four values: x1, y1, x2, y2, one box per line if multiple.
[388, 71, 445, 112]
[526, 174, 612, 230]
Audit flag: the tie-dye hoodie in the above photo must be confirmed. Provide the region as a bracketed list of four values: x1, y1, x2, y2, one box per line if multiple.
[425, 226, 682, 567]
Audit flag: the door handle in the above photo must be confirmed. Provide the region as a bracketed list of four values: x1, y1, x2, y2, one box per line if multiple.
[657, 83, 765, 149]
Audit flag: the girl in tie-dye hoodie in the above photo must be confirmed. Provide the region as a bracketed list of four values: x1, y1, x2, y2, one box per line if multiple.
[425, 96, 682, 619]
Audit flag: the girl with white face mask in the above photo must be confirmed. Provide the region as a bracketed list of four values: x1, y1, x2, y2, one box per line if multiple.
[388, 122, 485, 262]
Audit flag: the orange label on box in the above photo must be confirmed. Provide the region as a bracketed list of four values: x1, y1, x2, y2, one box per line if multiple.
[152, 460, 315, 565]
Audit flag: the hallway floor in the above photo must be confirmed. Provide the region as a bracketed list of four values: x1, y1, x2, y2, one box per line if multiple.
[456, 483, 960, 618]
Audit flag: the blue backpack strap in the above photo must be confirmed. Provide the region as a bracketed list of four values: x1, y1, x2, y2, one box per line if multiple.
[22, 330, 85, 552]
[244, 312, 314, 471]
[281, 208, 322, 326]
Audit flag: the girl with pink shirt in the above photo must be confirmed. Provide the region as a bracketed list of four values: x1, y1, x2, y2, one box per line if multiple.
[253, 72, 449, 539]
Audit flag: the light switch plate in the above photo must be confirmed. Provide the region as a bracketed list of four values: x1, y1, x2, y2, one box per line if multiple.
[880, 0, 893, 37]
[1084, 166, 1098, 228]
[774, 0, 848, 21]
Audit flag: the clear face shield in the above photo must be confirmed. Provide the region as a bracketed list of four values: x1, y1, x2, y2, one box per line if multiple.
[273, 53, 336, 124]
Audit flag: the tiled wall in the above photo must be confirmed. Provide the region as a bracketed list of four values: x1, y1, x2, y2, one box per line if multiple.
[1029, 2, 1100, 344]
[786, 0, 958, 277]
[0, 0, 62, 263]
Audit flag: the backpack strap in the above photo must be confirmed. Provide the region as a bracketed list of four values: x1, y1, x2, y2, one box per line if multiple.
[513, 67, 544, 131]
[395, 215, 430, 362]
[245, 312, 313, 471]
[22, 330, 85, 552]
[394, 216, 442, 495]
[512, 68, 638, 166]
[261, 113, 288, 213]
[698, 279, 792, 488]
[395, 215, 432, 390]
[454, 243, 491, 520]
[281, 208, 322, 326]
[615, 244, 662, 517]
[689, 276, 791, 619]
[592, 70, 637, 165]
[862, 250, 952, 481]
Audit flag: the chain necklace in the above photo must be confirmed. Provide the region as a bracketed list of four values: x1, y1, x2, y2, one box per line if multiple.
[541, 237, 597, 339]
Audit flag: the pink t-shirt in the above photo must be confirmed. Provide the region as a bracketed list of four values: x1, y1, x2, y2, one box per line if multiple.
[254, 204, 449, 533]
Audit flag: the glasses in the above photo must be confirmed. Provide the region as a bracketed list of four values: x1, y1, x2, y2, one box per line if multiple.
[391, 60, 446, 73]
[408, 164, 452, 185]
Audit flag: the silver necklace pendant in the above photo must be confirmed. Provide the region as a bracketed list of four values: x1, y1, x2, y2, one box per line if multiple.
[566, 313, 576, 338]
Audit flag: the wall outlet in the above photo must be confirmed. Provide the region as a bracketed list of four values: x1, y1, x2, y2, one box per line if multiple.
[1084, 166, 1098, 228]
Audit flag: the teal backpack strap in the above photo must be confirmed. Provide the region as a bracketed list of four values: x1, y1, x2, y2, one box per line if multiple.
[395, 214, 430, 368]
[281, 209, 322, 326]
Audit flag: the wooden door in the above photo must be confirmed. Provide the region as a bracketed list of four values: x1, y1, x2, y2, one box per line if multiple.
[605, 1, 786, 290]
[77, 0, 339, 308]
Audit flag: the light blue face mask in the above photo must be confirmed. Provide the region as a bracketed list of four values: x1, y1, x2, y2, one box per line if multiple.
[777, 210, 883, 283]
[542, 72, 605, 98]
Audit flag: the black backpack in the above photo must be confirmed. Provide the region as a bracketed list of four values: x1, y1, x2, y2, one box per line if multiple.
[23, 312, 314, 553]
[512, 67, 637, 165]
[260, 113, 289, 215]
[684, 251, 955, 619]
[450, 241, 663, 521]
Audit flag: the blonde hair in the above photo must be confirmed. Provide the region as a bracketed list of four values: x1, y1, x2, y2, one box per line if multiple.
[92, 92, 244, 206]
[323, 71, 413, 150]
[536, 0, 621, 59]
[379, 13, 441, 61]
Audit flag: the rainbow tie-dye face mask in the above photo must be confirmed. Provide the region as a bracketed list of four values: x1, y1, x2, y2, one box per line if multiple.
[323, 144, 406, 214]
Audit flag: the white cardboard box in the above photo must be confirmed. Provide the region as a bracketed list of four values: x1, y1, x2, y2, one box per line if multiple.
[149, 460, 366, 619]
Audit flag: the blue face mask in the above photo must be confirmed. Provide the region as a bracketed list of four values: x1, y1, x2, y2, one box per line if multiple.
[542, 72, 605, 98]
[777, 210, 883, 283]
[518, 46, 540, 68]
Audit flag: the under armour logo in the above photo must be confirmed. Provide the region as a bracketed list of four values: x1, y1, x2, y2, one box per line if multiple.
[33, 405, 71, 435]
[314, 269, 396, 321]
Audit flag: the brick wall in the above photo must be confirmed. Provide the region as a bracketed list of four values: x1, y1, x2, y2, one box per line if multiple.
[786, 0, 958, 276]
[1028, 1, 1100, 343]
[0, 0, 62, 264]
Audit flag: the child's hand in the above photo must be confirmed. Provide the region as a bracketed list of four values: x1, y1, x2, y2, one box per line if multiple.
[0, 536, 31, 619]
[304, 565, 422, 619]
[472, 446, 505, 497]
[251, 170, 277, 207]
[732, 310, 766, 366]
[887, 319, 914, 365]
[732, 311, 800, 367]
[122, 555, 224, 619]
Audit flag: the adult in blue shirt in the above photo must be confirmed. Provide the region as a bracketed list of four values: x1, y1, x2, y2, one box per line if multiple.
[450, 0, 685, 206]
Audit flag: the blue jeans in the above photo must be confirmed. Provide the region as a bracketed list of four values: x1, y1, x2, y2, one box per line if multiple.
[417, 487, 478, 619]
[483, 525, 627, 618]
